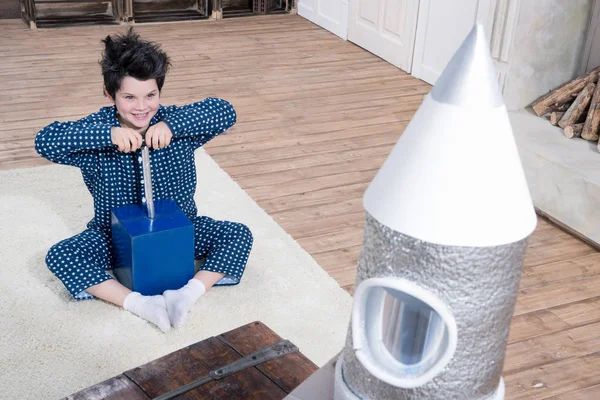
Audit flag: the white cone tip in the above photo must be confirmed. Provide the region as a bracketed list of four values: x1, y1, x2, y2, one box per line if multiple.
[431, 24, 504, 109]
[363, 24, 537, 247]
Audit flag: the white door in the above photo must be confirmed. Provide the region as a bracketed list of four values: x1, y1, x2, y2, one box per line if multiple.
[347, 0, 420, 72]
[298, 0, 349, 40]
[411, 0, 493, 84]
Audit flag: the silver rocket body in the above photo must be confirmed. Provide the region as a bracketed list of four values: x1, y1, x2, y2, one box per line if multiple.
[333, 25, 536, 400]
[336, 214, 526, 399]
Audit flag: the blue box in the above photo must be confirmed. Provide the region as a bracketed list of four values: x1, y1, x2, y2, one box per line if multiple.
[111, 199, 195, 296]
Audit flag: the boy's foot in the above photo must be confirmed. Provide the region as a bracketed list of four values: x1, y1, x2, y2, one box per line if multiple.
[163, 278, 206, 328]
[123, 292, 171, 332]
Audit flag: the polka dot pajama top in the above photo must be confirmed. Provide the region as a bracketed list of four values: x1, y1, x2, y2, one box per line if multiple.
[35, 98, 253, 300]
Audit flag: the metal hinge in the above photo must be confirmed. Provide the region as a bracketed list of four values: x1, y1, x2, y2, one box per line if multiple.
[153, 340, 299, 400]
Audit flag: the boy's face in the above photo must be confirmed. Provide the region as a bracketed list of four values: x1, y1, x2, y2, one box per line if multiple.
[110, 76, 160, 133]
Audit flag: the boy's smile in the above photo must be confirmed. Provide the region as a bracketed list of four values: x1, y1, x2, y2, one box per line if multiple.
[107, 76, 160, 134]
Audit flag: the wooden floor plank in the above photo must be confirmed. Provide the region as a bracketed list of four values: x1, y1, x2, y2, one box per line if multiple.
[551, 296, 600, 327]
[516, 274, 600, 315]
[504, 321, 600, 375]
[546, 384, 600, 399]
[508, 310, 571, 344]
[521, 253, 600, 288]
[504, 353, 600, 400]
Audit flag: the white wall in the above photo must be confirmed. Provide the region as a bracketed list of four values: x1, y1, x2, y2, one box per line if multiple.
[501, 0, 593, 110]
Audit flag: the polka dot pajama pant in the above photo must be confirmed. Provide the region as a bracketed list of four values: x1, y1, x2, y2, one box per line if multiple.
[46, 216, 253, 300]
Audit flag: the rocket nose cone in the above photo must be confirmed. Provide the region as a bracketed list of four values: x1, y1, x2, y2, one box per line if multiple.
[430, 24, 504, 108]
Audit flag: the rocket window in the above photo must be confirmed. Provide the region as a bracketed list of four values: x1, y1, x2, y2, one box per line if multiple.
[352, 277, 458, 388]
[381, 288, 447, 372]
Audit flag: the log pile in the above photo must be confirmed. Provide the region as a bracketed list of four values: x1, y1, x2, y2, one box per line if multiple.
[531, 66, 600, 151]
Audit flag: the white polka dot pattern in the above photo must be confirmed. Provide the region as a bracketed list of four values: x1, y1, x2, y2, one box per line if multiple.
[36, 98, 253, 299]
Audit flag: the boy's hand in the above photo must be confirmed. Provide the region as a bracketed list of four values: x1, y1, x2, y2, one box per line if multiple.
[145, 122, 173, 150]
[111, 127, 143, 153]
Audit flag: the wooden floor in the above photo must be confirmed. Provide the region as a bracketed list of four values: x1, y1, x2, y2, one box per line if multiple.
[2, 15, 600, 399]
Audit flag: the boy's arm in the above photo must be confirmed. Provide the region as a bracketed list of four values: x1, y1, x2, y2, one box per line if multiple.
[161, 98, 237, 149]
[34, 110, 114, 168]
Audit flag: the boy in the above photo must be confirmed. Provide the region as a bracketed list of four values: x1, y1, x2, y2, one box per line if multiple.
[35, 29, 252, 332]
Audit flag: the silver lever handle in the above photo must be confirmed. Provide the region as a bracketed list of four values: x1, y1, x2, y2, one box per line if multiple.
[141, 145, 155, 219]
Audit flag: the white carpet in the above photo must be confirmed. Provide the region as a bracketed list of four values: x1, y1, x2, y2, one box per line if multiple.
[0, 149, 353, 399]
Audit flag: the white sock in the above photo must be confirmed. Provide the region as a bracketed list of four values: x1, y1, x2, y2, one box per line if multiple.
[163, 278, 206, 329]
[123, 292, 171, 333]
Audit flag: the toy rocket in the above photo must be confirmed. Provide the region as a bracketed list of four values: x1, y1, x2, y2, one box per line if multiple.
[333, 24, 536, 400]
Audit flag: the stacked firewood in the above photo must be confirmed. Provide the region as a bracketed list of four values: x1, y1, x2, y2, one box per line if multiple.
[531, 66, 600, 150]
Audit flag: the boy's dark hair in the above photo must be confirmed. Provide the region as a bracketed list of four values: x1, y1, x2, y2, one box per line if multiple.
[100, 28, 171, 98]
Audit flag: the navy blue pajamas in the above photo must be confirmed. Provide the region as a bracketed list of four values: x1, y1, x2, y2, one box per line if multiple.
[36, 98, 253, 300]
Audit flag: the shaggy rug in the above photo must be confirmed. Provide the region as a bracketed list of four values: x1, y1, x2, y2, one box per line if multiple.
[0, 149, 353, 399]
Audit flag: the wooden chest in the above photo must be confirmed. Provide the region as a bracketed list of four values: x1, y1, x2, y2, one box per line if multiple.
[65, 321, 318, 399]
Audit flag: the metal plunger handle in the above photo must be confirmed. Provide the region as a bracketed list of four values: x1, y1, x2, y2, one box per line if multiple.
[142, 145, 155, 219]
